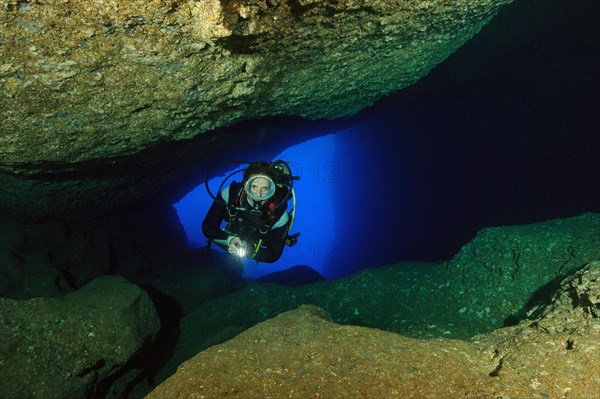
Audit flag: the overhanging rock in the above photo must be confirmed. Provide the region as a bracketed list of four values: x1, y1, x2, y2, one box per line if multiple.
[0, 0, 513, 219]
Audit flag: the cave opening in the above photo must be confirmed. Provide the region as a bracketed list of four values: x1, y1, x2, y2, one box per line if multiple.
[1, 1, 599, 398]
[172, 0, 600, 282]
[174, 132, 340, 280]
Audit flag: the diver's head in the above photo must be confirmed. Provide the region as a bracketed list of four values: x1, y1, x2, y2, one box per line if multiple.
[243, 161, 277, 202]
[245, 175, 275, 202]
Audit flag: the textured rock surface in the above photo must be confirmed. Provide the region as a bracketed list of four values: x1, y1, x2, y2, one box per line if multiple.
[0, 0, 512, 165]
[0, 205, 231, 309]
[443, 213, 600, 331]
[152, 213, 599, 388]
[0, 202, 233, 398]
[148, 305, 490, 399]
[472, 261, 600, 399]
[0, 276, 160, 399]
[532, 260, 600, 333]
[146, 260, 600, 399]
[0, 0, 512, 219]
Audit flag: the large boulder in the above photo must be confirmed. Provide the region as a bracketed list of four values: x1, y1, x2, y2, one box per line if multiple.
[0, 0, 512, 220]
[531, 260, 600, 333]
[0, 205, 231, 309]
[0, 276, 161, 399]
[148, 305, 493, 399]
[151, 213, 599, 387]
[146, 259, 600, 399]
[442, 212, 600, 332]
[472, 261, 600, 398]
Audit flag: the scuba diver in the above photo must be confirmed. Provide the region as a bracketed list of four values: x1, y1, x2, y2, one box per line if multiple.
[202, 160, 300, 264]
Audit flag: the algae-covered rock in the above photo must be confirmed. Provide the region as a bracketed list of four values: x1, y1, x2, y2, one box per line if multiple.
[532, 260, 600, 333]
[0, 206, 231, 311]
[147, 263, 598, 398]
[471, 261, 600, 399]
[157, 214, 599, 385]
[0, 276, 160, 399]
[0, 0, 512, 220]
[442, 213, 600, 331]
[146, 293, 600, 399]
[147, 305, 491, 399]
[0, 0, 512, 166]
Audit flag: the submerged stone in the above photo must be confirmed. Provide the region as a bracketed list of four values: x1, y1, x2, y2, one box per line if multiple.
[0, 276, 160, 399]
[147, 280, 600, 399]
[0, 0, 513, 219]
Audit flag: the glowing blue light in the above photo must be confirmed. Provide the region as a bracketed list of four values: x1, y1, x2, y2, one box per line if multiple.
[173, 132, 340, 280]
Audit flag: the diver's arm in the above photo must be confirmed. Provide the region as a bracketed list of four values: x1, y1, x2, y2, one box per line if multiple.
[202, 199, 229, 242]
[202, 189, 232, 243]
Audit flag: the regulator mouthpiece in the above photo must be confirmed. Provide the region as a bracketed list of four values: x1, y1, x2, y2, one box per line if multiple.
[244, 175, 276, 202]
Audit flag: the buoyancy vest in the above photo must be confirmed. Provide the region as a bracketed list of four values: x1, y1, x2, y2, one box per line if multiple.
[224, 182, 289, 244]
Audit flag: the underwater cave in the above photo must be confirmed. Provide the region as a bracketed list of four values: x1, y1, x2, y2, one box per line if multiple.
[1, 0, 599, 398]
[173, 0, 600, 281]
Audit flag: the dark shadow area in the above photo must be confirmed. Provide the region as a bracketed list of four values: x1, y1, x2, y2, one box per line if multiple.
[323, 0, 600, 275]
[256, 265, 326, 286]
[173, 0, 599, 279]
[135, 285, 183, 387]
[93, 338, 153, 399]
[87, 285, 186, 399]
[503, 273, 571, 328]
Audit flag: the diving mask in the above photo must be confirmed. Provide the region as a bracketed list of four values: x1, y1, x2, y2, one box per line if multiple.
[244, 175, 276, 202]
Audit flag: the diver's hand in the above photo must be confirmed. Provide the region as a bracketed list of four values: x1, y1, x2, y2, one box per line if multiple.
[228, 237, 248, 257]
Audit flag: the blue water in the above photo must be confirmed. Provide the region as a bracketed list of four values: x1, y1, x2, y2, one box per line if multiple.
[174, 133, 340, 279]
[173, 0, 600, 281]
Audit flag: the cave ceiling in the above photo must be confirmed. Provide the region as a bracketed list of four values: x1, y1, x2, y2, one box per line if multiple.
[0, 0, 513, 220]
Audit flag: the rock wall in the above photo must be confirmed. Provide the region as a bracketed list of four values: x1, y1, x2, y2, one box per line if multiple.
[147, 260, 600, 399]
[1, 209, 597, 397]
[444, 213, 600, 330]
[0, 200, 234, 398]
[0, 0, 512, 219]
[151, 213, 600, 387]
[0, 205, 232, 310]
[0, 276, 160, 399]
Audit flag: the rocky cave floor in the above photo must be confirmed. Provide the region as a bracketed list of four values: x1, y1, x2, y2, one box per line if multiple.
[0, 208, 599, 398]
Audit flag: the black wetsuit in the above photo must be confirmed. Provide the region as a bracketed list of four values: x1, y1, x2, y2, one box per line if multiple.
[202, 181, 290, 263]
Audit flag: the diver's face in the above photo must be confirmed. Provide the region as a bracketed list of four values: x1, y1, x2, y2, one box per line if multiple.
[249, 177, 271, 201]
